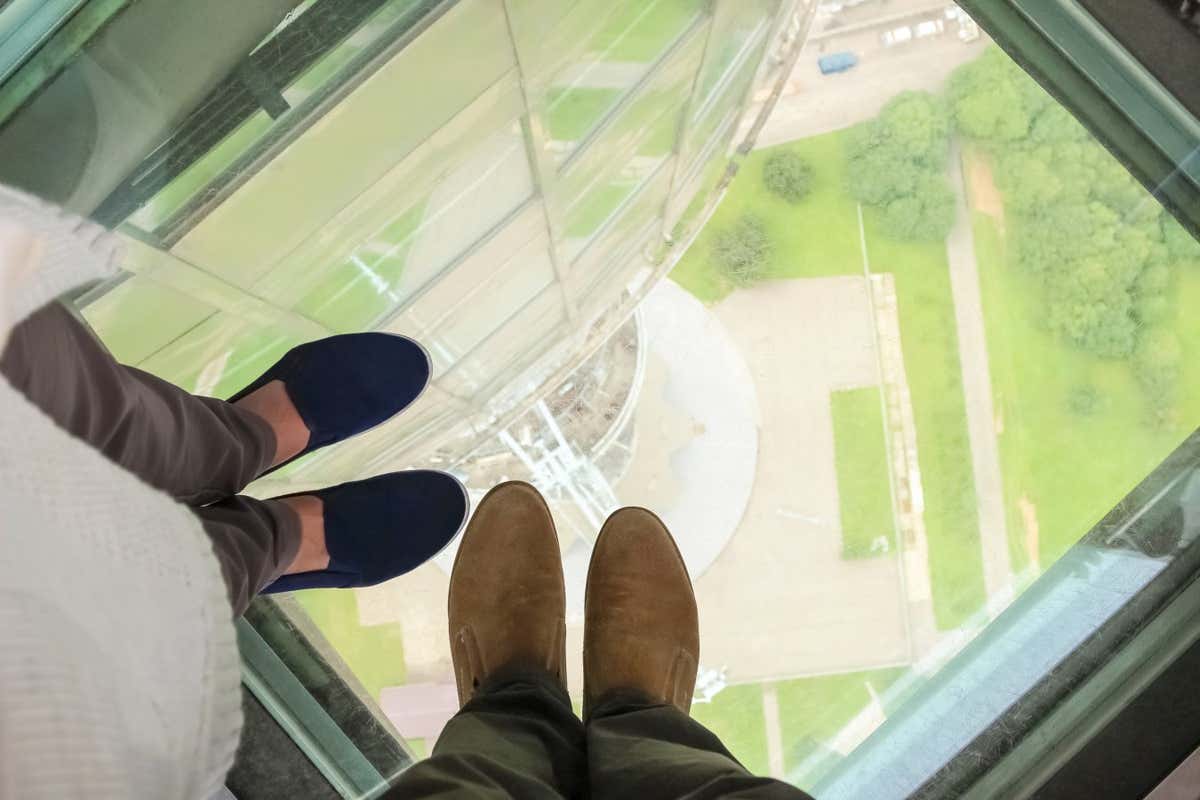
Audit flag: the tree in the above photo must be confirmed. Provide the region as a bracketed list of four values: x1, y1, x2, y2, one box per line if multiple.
[1067, 385, 1102, 416]
[710, 214, 773, 287]
[1163, 215, 1200, 262]
[1043, 257, 1138, 358]
[1092, 156, 1145, 211]
[1135, 294, 1170, 325]
[845, 133, 923, 206]
[1136, 263, 1170, 296]
[1029, 104, 1088, 145]
[1135, 327, 1182, 425]
[874, 91, 951, 169]
[950, 44, 1189, 418]
[845, 91, 952, 229]
[946, 48, 1035, 142]
[1014, 201, 1116, 277]
[994, 149, 1062, 213]
[880, 175, 956, 241]
[761, 150, 813, 204]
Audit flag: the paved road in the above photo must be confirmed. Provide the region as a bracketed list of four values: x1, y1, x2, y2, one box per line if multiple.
[945, 140, 1012, 598]
[754, 33, 987, 147]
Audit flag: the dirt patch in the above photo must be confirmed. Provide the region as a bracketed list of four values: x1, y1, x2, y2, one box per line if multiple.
[1018, 495, 1040, 570]
[965, 147, 1005, 227]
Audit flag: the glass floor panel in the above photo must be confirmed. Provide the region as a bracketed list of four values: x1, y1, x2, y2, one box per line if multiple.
[3, 0, 1199, 795]
[296, 8, 1197, 787]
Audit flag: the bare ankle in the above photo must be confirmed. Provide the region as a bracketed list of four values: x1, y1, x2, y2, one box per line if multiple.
[279, 495, 330, 574]
[234, 380, 310, 467]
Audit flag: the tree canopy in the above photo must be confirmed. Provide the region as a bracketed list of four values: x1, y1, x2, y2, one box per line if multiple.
[710, 213, 773, 288]
[881, 175, 956, 242]
[762, 149, 814, 204]
[945, 46, 1050, 142]
[845, 91, 956, 241]
[947, 45, 1200, 419]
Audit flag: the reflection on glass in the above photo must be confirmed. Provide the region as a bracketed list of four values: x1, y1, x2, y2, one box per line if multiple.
[81, 275, 219, 365]
[290, 120, 535, 332]
[691, 0, 779, 113]
[569, 161, 673, 308]
[98, 1, 446, 237]
[561, 109, 680, 261]
[170, 0, 516, 288]
[537, 0, 707, 163]
[556, 28, 705, 260]
[144, 311, 305, 398]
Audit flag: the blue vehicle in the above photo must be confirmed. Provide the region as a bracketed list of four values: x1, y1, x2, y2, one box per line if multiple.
[817, 51, 858, 75]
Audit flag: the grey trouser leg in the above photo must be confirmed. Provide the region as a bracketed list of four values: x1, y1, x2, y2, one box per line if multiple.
[1, 301, 273, 503]
[383, 668, 811, 800]
[192, 498, 301, 616]
[586, 690, 812, 800]
[384, 667, 587, 799]
[1, 300, 301, 614]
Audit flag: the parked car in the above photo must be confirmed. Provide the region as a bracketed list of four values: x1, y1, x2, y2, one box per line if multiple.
[881, 26, 913, 46]
[817, 51, 859, 74]
[914, 19, 945, 38]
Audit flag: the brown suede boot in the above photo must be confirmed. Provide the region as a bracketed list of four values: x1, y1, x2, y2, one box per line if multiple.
[448, 481, 567, 707]
[583, 507, 699, 719]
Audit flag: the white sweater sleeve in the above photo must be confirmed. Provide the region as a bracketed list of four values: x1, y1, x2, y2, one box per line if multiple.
[0, 184, 243, 800]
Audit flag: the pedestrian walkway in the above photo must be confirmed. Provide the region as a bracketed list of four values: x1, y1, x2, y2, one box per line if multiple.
[945, 140, 1012, 599]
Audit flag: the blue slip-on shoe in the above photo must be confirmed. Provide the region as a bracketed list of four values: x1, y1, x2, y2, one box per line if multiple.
[262, 470, 470, 594]
[228, 332, 432, 478]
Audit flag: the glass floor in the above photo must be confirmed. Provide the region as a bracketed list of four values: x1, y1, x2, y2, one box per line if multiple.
[314, 21, 1198, 785]
[3, 0, 1199, 796]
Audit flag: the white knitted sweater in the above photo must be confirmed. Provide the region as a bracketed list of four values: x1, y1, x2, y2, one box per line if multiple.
[0, 185, 242, 799]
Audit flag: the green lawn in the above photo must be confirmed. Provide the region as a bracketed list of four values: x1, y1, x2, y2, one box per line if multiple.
[863, 209, 985, 629]
[776, 668, 906, 778]
[974, 210, 1200, 566]
[831, 388, 896, 559]
[672, 128, 986, 629]
[295, 589, 407, 701]
[691, 683, 769, 775]
[691, 668, 909, 786]
[670, 133, 863, 302]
